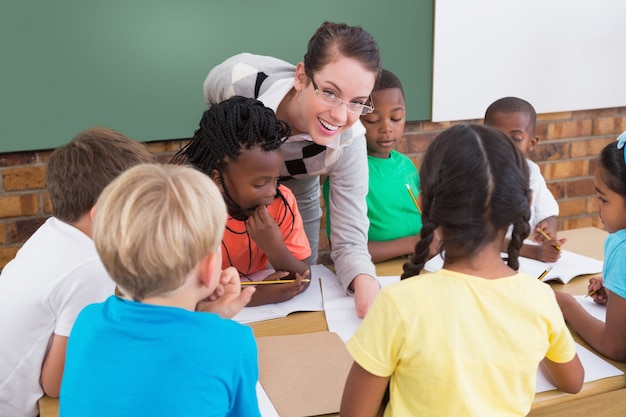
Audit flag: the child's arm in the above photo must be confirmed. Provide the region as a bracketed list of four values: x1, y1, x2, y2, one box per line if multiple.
[40, 334, 68, 397]
[246, 205, 309, 275]
[246, 270, 310, 306]
[368, 235, 419, 263]
[340, 361, 389, 417]
[555, 290, 626, 361]
[539, 355, 584, 394]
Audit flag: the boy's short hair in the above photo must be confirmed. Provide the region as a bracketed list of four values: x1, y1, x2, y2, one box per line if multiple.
[374, 68, 404, 96]
[93, 164, 227, 301]
[46, 127, 156, 223]
[484, 96, 537, 132]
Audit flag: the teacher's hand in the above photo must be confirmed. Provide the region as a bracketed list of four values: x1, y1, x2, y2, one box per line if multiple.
[352, 274, 381, 318]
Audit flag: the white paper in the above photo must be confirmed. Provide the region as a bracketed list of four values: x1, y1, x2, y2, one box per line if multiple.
[535, 343, 623, 393]
[322, 275, 400, 343]
[424, 249, 603, 284]
[574, 295, 607, 322]
[256, 382, 279, 417]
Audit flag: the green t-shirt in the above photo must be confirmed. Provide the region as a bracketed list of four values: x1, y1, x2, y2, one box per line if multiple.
[323, 150, 422, 241]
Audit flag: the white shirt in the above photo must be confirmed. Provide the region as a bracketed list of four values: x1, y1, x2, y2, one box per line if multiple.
[0, 217, 114, 417]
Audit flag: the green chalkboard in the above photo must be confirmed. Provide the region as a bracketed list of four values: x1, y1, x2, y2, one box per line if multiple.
[0, 0, 432, 153]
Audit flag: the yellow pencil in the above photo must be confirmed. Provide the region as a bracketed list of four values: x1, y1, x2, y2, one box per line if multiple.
[537, 265, 553, 281]
[405, 184, 422, 215]
[240, 278, 311, 286]
[585, 288, 599, 298]
[538, 229, 561, 251]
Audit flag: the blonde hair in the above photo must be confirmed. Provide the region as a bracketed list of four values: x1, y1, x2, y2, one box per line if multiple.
[93, 164, 227, 301]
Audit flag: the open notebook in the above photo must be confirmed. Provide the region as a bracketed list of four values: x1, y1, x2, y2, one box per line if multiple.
[424, 248, 603, 284]
[231, 264, 335, 324]
[321, 276, 623, 394]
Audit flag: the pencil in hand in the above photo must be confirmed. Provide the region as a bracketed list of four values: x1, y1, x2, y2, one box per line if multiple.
[585, 288, 599, 298]
[240, 278, 311, 286]
[537, 229, 561, 251]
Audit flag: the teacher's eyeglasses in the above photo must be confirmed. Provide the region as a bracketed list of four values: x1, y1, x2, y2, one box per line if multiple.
[310, 77, 374, 115]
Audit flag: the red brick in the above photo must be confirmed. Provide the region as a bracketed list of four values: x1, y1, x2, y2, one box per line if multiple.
[0, 152, 37, 168]
[0, 222, 5, 245]
[42, 192, 53, 215]
[404, 121, 423, 134]
[144, 140, 184, 154]
[408, 133, 436, 154]
[562, 217, 602, 230]
[532, 142, 568, 161]
[565, 178, 595, 198]
[546, 119, 593, 140]
[576, 108, 623, 119]
[592, 116, 626, 136]
[542, 160, 589, 181]
[2, 166, 47, 191]
[537, 111, 573, 122]
[547, 182, 565, 199]
[558, 198, 587, 217]
[570, 137, 613, 159]
[7, 217, 46, 243]
[0, 194, 40, 218]
[0, 246, 20, 270]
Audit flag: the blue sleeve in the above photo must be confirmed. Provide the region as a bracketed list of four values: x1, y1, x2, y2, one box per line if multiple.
[602, 231, 626, 299]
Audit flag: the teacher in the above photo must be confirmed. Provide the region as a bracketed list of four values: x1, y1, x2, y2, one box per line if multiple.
[203, 21, 381, 317]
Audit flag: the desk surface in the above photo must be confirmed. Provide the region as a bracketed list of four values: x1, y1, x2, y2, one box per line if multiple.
[41, 227, 625, 417]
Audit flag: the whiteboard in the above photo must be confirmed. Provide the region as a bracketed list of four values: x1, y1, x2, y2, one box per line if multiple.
[432, 0, 626, 122]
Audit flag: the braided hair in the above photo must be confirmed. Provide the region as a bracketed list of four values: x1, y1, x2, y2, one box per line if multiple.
[401, 124, 531, 279]
[172, 96, 296, 273]
[172, 96, 292, 218]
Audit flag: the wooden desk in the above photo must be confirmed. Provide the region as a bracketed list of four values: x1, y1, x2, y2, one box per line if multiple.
[41, 227, 625, 417]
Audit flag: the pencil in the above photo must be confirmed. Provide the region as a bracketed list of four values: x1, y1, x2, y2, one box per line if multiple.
[537, 265, 553, 281]
[240, 278, 311, 286]
[405, 184, 422, 215]
[585, 288, 598, 298]
[538, 229, 561, 251]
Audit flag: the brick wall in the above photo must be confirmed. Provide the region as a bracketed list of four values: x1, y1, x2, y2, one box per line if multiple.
[1, 107, 625, 270]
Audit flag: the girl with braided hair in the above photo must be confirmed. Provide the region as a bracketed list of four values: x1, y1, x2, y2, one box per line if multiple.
[341, 124, 583, 417]
[172, 96, 311, 306]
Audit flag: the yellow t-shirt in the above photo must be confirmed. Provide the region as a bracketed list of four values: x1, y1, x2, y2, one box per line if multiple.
[346, 268, 576, 417]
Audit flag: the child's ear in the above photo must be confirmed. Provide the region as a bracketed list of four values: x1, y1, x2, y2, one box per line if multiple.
[198, 252, 220, 289]
[293, 62, 307, 92]
[210, 169, 222, 188]
[529, 135, 540, 151]
[89, 206, 97, 221]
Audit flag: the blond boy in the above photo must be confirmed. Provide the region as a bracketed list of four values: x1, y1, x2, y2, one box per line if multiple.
[59, 164, 258, 417]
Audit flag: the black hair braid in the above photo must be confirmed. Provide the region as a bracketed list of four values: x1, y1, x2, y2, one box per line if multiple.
[507, 217, 530, 270]
[401, 216, 437, 279]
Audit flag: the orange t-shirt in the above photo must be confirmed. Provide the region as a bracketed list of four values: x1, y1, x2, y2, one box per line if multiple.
[221, 185, 311, 275]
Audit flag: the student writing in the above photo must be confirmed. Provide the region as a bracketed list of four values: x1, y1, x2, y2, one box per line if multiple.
[172, 96, 311, 306]
[341, 124, 583, 417]
[555, 133, 626, 361]
[484, 96, 565, 262]
[323, 69, 423, 263]
[59, 164, 258, 416]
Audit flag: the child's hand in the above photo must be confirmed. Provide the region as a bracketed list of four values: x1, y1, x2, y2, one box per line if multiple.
[588, 275, 607, 305]
[246, 205, 284, 253]
[246, 270, 311, 306]
[533, 221, 557, 243]
[196, 267, 256, 318]
[534, 239, 566, 263]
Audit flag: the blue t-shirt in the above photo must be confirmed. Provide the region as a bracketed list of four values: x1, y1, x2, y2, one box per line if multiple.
[603, 229, 626, 300]
[60, 296, 260, 417]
